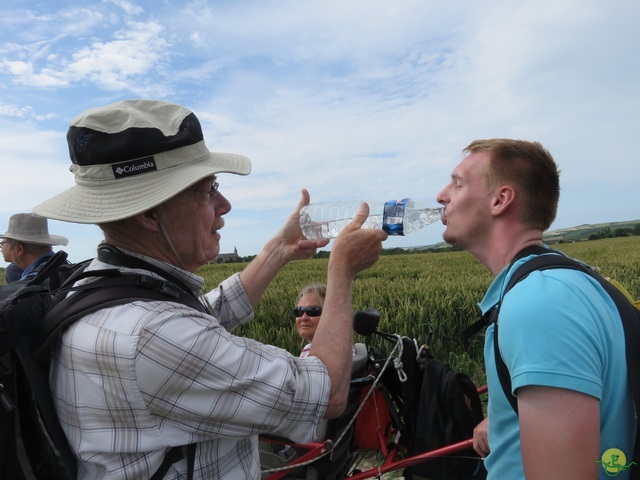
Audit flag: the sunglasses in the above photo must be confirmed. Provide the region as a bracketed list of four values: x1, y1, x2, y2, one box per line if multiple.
[293, 306, 322, 317]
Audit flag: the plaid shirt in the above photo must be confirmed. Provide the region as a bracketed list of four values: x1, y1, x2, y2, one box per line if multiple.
[50, 252, 330, 479]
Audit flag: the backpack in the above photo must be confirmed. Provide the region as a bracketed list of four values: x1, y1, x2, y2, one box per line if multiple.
[487, 245, 640, 477]
[0, 247, 205, 480]
[352, 308, 486, 480]
[402, 348, 486, 480]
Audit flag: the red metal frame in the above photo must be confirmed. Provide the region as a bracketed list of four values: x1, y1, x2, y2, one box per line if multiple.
[347, 439, 475, 480]
[261, 385, 487, 480]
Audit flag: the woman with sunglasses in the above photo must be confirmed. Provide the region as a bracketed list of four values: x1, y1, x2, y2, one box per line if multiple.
[295, 283, 358, 360]
[293, 283, 361, 443]
[294, 283, 326, 358]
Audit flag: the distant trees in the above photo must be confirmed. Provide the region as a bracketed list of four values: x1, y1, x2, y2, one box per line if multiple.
[588, 224, 640, 241]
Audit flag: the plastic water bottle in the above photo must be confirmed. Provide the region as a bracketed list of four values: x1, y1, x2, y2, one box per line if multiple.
[299, 198, 443, 240]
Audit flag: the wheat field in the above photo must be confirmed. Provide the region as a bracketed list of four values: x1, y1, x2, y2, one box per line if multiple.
[198, 236, 640, 386]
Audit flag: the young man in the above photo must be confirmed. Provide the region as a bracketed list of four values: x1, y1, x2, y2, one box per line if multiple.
[0, 213, 68, 280]
[436, 139, 634, 480]
[33, 99, 387, 479]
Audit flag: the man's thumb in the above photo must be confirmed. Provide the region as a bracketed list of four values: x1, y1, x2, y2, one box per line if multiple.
[349, 202, 370, 228]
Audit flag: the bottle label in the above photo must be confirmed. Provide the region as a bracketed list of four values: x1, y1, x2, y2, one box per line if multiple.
[382, 198, 408, 235]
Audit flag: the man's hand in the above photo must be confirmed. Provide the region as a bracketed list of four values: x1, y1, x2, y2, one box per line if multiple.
[473, 417, 489, 458]
[329, 202, 388, 277]
[274, 188, 330, 262]
[239, 189, 329, 307]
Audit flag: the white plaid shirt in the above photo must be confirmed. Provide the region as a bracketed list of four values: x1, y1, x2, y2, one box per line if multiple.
[50, 252, 330, 479]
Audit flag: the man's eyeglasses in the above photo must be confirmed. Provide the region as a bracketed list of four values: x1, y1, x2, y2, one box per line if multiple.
[189, 181, 220, 203]
[293, 306, 322, 317]
[0, 240, 9, 249]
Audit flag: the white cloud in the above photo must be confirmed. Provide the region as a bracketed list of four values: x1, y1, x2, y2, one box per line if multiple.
[104, 0, 145, 16]
[0, 5, 169, 94]
[67, 21, 168, 90]
[0, 103, 30, 118]
[0, 10, 166, 168]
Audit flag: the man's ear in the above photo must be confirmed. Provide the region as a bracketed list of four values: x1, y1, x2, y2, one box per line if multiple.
[13, 241, 25, 257]
[491, 185, 515, 215]
[136, 208, 161, 232]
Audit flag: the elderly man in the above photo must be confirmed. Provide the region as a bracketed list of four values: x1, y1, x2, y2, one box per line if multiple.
[0, 213, 68, 281]
[34, 99, 386, 479]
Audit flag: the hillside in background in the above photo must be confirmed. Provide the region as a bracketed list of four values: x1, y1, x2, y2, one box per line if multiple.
[542, 219, 640, 243]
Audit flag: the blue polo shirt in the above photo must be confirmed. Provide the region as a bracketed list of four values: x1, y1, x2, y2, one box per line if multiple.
[479, 253, 635, 480]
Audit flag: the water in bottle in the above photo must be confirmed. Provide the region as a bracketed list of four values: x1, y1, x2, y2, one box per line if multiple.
[299, 198, 442, 240]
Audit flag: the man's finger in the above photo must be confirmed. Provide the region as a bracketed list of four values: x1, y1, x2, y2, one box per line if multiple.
[349, 202, 370, 228]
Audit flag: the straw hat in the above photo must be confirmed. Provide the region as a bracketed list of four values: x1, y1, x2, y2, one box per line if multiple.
[1, 213, 68, 246]
[33, 99, 252, 224]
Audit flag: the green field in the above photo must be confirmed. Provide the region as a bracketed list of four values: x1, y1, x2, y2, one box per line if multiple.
[197, 236, 640, 387]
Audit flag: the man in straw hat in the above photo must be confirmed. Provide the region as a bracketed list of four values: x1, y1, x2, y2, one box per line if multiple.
[0, 213, 69, 281]
[34, 99, 387, 479]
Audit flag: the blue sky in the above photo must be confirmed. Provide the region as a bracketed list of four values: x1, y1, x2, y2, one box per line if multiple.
[1, 0, 639, 264]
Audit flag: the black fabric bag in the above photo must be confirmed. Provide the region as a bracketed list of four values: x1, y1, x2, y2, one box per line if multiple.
[403, 354, 486, 480]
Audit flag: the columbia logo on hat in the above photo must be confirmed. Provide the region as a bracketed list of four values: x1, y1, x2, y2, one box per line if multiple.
[112, 157, 158, 179]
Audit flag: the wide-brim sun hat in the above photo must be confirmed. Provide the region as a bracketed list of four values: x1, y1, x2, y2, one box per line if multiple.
[33, 99, 252, 224]
[1, 213, 69, 246]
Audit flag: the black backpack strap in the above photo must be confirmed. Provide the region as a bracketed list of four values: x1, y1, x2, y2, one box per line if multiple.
[150, 443, 197, 480]
[461, 312, 492, 342]
[398, 337, 421, 447]
[493, 320, 519, 414]
[24, 250, 70, 287]
[36, 271, 208, 354]
[611, 283, 640, 477]
[97, 244, 201, 306]
[493, 249, 573, 414]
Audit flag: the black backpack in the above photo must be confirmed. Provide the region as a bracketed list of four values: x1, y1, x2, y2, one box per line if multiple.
[353, 309, 486, 480]
[0, 247, 204, 480]
[487, 245, 640, 477]
[403, 350, 486, 480]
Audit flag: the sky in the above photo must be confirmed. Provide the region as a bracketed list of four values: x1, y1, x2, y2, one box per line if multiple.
[1, 0, 639, 265]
